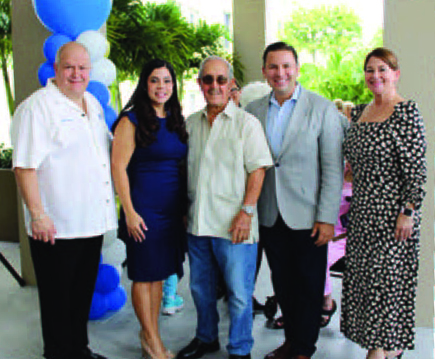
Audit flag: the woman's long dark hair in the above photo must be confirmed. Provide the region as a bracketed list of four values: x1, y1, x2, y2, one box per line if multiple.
[112, 59, 187, 146]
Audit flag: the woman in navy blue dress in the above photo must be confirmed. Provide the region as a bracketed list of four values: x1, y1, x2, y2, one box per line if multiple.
[111, 59, 187, 359]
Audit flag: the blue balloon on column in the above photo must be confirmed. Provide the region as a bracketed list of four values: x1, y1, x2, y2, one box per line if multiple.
[95, 263, 120, 294]
[106, 286, 127, 311]
[32, 0, 112, 39]
[43, 34, 72, 64]
[87, 81, 110, 107]
[104, 105, 118, 131]
[38, 61, 55, 86]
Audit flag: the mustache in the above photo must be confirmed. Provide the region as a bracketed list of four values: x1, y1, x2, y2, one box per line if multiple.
[207, 89, 222, 95]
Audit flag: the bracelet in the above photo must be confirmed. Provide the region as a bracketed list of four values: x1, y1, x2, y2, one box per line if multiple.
[31, 213, 47, 222]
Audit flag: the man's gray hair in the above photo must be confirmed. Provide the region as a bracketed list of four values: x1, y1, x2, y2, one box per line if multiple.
[54, 42, 90, 65]
[198, 55, 234, 80]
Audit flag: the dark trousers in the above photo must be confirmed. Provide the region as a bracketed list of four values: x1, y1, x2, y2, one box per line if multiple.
[29, 235, 103, 359]
[260, 215, 327, 358]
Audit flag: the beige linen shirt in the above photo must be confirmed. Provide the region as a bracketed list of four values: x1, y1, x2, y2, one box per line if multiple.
[187, 100, 273, 244]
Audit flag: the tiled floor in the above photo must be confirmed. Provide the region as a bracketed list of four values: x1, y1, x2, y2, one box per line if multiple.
[0, 241, 433, 359]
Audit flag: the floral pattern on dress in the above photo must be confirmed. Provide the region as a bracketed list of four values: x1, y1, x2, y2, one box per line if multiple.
[340, 100, 427, 350]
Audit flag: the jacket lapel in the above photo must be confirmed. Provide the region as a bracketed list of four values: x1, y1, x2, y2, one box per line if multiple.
[256, 94, 271, 131]
[278, 87, 309, 158]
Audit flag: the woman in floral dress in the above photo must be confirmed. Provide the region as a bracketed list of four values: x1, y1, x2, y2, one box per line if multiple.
[341, 48, 427, 359]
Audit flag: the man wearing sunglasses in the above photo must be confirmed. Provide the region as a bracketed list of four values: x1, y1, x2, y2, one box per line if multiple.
[177, 56, 273, 359]
[245, 42, 345, 359]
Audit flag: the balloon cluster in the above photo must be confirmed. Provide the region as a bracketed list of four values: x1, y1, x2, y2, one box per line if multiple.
[90, 230, 128, 320]
[32, 0, 118, 130]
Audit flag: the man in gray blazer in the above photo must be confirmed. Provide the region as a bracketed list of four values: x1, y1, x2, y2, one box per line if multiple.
[245, 42, 345, 359]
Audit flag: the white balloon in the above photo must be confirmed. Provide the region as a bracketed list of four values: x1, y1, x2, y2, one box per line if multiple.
[103, 229, 118, 249]
[113, 264, 123, 277]
[76, 30, 108, 62]
[102, 238, 126, 266]
[91, 58, 117, 86]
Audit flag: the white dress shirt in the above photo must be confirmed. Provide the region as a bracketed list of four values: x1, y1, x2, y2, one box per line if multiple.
[11, 80, 118, 239]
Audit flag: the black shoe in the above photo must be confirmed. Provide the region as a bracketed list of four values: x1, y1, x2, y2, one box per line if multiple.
[266, 315, 285, 330]
[229, 354, 251, 359]
[264, 296, 278, 320]
[76, 348, 107, 359]
[177, 338, 220, 359]
[253, 297, 265, 313]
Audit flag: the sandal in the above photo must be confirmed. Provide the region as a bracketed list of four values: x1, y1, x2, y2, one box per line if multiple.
[320, 299, 337, 328]
[385, 351, 403, 359]
[266, 315, 285, 329]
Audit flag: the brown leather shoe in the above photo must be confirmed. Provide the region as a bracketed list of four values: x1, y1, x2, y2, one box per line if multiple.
[264, 341, 292, 359]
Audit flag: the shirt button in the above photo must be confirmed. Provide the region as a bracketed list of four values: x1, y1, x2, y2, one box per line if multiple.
[106, 199, 110, 204]
[105, 181, 109, 185]
[103, 164, 107, 168]
[81, 113, 85, 117]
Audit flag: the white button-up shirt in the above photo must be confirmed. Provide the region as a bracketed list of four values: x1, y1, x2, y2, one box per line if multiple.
[11, 80, 118, 239]
[186, 100, 273, 243]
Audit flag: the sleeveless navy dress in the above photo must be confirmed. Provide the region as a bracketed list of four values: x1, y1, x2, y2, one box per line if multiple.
[118, 111, 187, 282]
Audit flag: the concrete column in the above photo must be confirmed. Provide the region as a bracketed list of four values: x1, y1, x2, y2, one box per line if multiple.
[11, 0, 49, 106]
[384, 0, 435, 329]
[11, 0, 50, 285]
[232, 0, 267, 84]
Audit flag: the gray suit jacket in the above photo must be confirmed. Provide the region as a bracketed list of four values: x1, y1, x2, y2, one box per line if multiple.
[245, 87, 345, 229]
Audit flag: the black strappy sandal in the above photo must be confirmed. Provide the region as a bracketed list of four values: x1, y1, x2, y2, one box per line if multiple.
[320, 299, 337, 328]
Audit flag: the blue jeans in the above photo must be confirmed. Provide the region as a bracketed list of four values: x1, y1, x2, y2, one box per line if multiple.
[187, 233, 257, 355]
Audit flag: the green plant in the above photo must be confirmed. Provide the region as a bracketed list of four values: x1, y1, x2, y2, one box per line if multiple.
[0, 0, 13, 116]
[280, 5, 362, 63]
[279, 4, 383, 104]
[299, 47, 373, 104]
[0, 143, 12, 168]
[107, 0, 241, 108]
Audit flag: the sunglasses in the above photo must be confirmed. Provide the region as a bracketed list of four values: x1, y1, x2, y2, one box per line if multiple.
[201, 75, 228, 85]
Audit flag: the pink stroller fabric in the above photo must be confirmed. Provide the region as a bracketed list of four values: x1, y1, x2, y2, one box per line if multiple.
[324, 181, 352, 295]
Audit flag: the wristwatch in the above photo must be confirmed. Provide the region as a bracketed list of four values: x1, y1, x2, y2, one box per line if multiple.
[241, 205, 256, 217]
[401, 207, 414, 217]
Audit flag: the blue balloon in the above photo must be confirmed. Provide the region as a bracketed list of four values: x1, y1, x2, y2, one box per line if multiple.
[87, 81, 110, 107]
[43, 34, 72, 64]
[95, 264, 120, 294]
[38, 61, 55, 86]
[89, 292, 107, 320]
[104, 105, 118, 131]
[32, 0, 112, 39]
[106, 286, 127, 311]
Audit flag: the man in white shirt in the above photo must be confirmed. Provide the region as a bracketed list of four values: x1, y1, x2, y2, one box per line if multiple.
[177, 56, 273, 359]
[11, 42, 117, 359]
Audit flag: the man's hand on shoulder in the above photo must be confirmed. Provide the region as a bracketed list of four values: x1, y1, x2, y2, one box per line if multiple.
[228, 210, 252, 244]
[31, 214, 57, 245]
[311, 221, 334, 247]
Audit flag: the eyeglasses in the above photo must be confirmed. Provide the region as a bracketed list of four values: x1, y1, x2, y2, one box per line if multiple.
[201, 75, 228, 85]
[230, 87, 240, 93]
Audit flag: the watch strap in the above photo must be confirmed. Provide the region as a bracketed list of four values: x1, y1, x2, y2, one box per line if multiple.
[401, 207, 414, 217]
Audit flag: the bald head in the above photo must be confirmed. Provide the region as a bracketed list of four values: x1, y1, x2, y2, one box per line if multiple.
[55, 42, 90, 65]
[54, 42, 91, 102]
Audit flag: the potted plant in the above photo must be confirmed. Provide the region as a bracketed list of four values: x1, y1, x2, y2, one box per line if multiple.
[0, 143, 19, 242]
